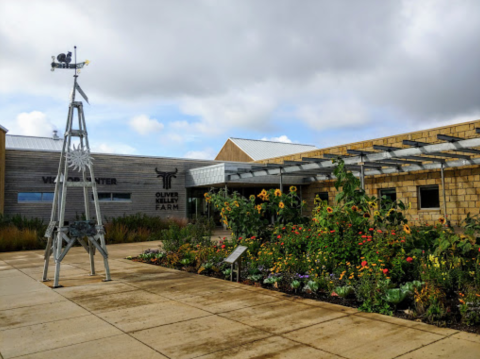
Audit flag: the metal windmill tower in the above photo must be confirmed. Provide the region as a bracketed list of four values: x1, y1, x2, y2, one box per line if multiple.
[42, 47, 111, 287]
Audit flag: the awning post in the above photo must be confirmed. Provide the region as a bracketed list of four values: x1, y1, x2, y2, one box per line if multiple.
[441, 163, 449, 225]
[279, 168, 283, 192]
[360, 157, 365, 190]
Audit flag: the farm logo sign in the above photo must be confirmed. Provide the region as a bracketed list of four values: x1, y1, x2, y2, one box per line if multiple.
[155, 168, 180, 211]
[155, 168, 177, 190]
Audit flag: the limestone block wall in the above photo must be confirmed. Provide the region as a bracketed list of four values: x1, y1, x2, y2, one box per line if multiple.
[256, 120, 480, 226]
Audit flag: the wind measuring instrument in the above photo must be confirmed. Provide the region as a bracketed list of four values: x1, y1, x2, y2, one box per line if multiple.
[43, 46, 111, 288]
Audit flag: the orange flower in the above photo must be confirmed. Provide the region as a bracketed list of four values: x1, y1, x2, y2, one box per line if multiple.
[327, 207, 333, 213]
[438, 217, 446, 224]
[279, 202, 285, 209]
[351, 205, 358, 212]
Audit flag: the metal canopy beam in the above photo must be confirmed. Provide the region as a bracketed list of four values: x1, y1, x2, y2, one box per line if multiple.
[320, 153, 395, 169]
[283, 160, 312, 166]
[227, 137, 480, 181]
[436, 135, 480, 155]
[302, 157, 331, 163]
[347, 149, 422, 165]
[403, 140, 471, 160]
[372, 145, 445, 163]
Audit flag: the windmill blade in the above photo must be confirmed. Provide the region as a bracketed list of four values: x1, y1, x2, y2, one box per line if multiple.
[75, 82, 89, 104]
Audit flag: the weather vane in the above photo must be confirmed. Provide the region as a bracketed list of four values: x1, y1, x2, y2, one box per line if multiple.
[50, 46, 90, 103]
[43, 46, 112, 288]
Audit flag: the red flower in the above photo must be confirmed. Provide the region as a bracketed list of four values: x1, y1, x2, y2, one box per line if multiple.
[367, 238, 372, 242]
[383, 268, 389, 274]
[361, 260, 368, 267]
[377, 230, 382, 234]
[391, 233, 396, 235]
[281, 242, 284, 245]
[361, 235, 367, 239]
[251, 236, 256, 239]
[277, 235, 281, 239]
[348, 224, 352, 227]
[358, 243, 363, 245]
[221, 245, 226, 249]
[376, 251, 379, 254]
[330, 230, 336, 233]
[401, 240, 405, 243]
[406, 257, 413, 263]
[239, 237, 243, 240]
[295, 231, 300, 235]
[223, 237, 226, 239]
[359, 231, 363, 235]
[369, 228, 374, 231]
[282, 227, 286, 230]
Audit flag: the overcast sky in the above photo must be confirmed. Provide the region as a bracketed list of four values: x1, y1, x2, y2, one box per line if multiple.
[1, 0, 479, 159]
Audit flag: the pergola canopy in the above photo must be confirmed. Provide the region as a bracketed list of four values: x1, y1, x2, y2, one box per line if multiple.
[186, 130, 480, 188]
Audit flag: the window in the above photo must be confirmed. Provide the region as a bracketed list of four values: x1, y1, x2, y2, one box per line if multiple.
[379, 188, 397, 208]
[418, 185, 440, 209]
[93, 193, 131, 202]
[315, 192, 329, 203]
[18, 192, 54, 203]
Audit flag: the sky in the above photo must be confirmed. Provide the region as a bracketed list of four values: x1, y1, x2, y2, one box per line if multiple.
[1, 0, 480, 160]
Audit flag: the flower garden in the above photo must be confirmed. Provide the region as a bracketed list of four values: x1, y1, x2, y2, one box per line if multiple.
[133, 160, 480, 330]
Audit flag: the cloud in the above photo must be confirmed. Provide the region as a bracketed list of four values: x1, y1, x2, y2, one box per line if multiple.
[183, 148, 216, 160]
[296, 99, 370, 131]
[129, 115, 164, 135]
[91, 142, 136, 155]
[179, 87, 277, 136]
[261, 135, 292, 143]
[8, 111, 56, 137]
[1, 0, 480, 151]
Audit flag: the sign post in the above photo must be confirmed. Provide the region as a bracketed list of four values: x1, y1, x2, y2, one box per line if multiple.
[224, 245, 247, 282]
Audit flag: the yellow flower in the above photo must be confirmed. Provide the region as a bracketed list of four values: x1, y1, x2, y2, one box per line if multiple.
[224, 201, 229, 206]
[368, 201, 378, 209]
[279, 201, 285, 208]
[204, 192, 209, 198]
[249, 195, 255, 201]
[374, 211, 380, 216]
[326, 207, 333, 213]
[274, 189, 282, 197]
[226, 207, 232, 212]
[438, 217, 446, 224]
[403, 224, 411, 234]
[289, 186, 297, 192]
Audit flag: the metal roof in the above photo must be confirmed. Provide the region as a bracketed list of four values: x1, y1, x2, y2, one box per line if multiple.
[229, 138, 317, 161]
[6, 135, 64, 151]
[0, 125, 8, 133]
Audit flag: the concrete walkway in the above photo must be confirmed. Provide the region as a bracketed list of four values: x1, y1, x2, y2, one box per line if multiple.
[1, 242, 479, 359]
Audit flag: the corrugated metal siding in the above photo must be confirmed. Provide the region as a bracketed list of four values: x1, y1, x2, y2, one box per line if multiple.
[230, 138, 317, 161]
[6, 135, 64, 151]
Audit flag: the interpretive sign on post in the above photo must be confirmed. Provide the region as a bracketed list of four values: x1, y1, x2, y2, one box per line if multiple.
[225, 245, 247, 282]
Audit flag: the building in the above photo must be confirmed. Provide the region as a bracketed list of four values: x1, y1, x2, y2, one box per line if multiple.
[215, 137, 317, 162]
[1, 119, 480, 226]
[0, 125, 7, 214]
